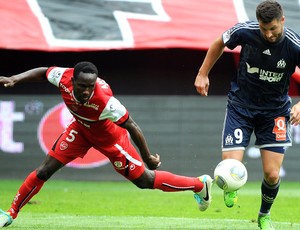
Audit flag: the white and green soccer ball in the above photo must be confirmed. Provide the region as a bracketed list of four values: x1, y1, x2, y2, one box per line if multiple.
[214, 159, 248, 192]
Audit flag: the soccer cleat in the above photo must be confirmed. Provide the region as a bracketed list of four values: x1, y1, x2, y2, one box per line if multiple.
[258, 214, 275, 230]
[193, 174, 212, 211]
[0, 209, 13, 228]
[224, 190, 238, 208]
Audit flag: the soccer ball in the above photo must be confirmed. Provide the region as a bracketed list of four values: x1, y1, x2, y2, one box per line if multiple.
[214, 159, 248, 192]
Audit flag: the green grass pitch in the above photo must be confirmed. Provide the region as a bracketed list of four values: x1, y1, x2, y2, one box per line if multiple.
[1, 180, 299, 229]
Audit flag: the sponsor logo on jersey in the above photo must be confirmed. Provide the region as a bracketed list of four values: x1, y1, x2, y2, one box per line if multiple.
[246, 63, 259, 74]
[259, 70, 284, 82]
[110, 104, 116, 112]
[272, 117, 286, 141]
[114, 161, 123, 168]
[114, 161, 129, 170]
[246, 62, 284, 82]
[83, 102, 99, 110]
[262, 49, 271, 55]
[60, 82, 71, 94]
[51, 70, 63, 83]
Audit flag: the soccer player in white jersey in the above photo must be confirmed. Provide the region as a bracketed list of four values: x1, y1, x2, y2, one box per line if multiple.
[0, 61, 212, 227]
[194, 1, 300, 229]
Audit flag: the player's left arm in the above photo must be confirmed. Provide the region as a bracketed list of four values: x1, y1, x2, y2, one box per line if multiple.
[100, 94, 161, 169]
[119, 116, 161, 170]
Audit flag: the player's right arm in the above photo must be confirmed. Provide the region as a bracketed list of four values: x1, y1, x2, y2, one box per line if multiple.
[194, 36, 225, 96]
[0, 67, 48, 88]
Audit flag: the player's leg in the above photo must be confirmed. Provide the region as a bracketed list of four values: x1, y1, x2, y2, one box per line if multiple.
[221, 103, 251, 208]
[222, 150, 244, 208]
[260, 148, 283, 210]
[134, 169, 212, 211]
[106, 139, 206, 192]
[104, 141, 212, 211]
[258, 148, 284, 230]
[255, 108, 290, 230]
[0, 121, 90, 227]
[132, 169, 204, 192]
[8, 155, 64, 218]
[0, 155, 64, 227]
[133, 169, 212, 211]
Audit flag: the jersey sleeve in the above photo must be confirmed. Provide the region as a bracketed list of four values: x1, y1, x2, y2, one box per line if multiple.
[99, 96, 129, 124]
[46, 67, 69, 87]
[222, 22, 245, 50]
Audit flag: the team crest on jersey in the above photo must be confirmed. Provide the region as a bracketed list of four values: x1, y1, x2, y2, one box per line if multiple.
[277, 59, 286, 69]
[225, 134, 234, 145]
[60, 141, 68, 150]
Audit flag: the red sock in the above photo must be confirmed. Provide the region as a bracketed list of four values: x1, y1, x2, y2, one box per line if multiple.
[153, 171, 203, 192]
[8, 171, 45, 219]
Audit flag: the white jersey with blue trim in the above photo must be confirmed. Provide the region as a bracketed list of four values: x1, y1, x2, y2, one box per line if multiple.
[223, 21, 300, 110]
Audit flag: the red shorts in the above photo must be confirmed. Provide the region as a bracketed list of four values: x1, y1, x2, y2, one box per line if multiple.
[49, 120, 145, 180]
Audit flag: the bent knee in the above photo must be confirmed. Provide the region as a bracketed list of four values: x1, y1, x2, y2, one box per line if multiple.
[36, 168, 52, 181]
[134, 182, 151, 189]
[132, 170, 155, 189]
[264, 171, 280, 185]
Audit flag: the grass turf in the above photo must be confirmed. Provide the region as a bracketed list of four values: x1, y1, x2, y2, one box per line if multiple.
[1, 180, 299, 229]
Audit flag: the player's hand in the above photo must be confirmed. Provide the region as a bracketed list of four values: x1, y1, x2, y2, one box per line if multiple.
[290, 102, 300, 125]
[0, 76, 14, 87]
[146, 153, 161, 170]
[194, 74, 209, 96]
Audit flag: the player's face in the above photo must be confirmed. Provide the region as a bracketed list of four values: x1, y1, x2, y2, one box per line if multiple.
[72, 72, 97, 104]
[259, 16, 285, 43]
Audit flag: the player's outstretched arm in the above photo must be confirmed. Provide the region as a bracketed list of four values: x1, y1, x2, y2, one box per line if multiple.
[119, 116, 161, 170]
[0, 67, 48, 88]
[194, 36, 225, 96]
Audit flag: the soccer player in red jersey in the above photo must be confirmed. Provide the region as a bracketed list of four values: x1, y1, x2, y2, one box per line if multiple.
[0, 61, 212, 227]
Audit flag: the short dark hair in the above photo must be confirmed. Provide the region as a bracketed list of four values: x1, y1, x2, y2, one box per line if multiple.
[73, 61, 98, 80]
[256, 0, 283, 23]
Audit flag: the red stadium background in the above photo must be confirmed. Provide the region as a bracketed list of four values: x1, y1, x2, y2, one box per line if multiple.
[1, 1, 300, 180]
[1, 0, 299, 93]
